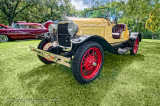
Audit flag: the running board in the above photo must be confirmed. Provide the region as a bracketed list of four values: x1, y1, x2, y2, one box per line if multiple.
[118, 47, 133, 54]
[29, 46, 71, 67]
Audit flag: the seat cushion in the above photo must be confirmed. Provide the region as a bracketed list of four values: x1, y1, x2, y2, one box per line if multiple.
[112, 24, 126, 33]
[112, 33, 120, 39]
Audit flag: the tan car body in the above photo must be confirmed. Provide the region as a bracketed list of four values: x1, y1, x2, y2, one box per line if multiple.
[68, 17, 130, 44]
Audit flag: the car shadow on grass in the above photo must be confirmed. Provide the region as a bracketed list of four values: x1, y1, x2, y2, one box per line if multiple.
[18, 52, 145, 105]
[101, 52, 145, 80]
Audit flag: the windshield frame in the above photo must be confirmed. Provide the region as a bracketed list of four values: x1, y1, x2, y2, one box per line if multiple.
[85, 7, 110, 19]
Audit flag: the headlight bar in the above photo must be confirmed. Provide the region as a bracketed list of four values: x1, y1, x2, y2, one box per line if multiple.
[48, 24, 57, 34]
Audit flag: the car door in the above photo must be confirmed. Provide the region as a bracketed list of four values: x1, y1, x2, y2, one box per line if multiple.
[19, 25, 48, 39]
[17, 25, 36, 39]
[10, 23, 27, 39]
[27, 25, 48, 38]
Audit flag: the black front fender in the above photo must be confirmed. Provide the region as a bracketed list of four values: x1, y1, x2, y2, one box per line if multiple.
[71, 35, 119, 54]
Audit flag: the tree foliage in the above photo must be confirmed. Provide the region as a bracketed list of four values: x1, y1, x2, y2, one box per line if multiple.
[146, 1, 160, 32]
[0, 0, 36, 25]
[28, 0, 76, 23]
[119, 0, 160, 38]
[0, 0, 75, 25]
[79, 0, 159, 39]
[0, 0, 159, 39]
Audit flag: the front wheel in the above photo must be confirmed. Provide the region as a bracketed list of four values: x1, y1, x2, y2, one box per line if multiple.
[0, 35, 9, 42]
[72, 41, 104, 84]
[37, 39, 62, 64]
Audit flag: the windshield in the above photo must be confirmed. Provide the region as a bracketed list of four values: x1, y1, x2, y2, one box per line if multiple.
[12, 24, 20, 29]
[61, 7, 110, 21]
[85, 8, 109, 18]
[12, 23, 44, 29]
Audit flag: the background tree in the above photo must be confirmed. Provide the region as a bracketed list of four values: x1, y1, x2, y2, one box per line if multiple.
[119, 0, 160, 39]
[0, 0, 159, 39]
[0, 0, 76, 24]
[146, 1, 160, 32]
[26, 0, 76, 23]
[0, 0, 37, 25]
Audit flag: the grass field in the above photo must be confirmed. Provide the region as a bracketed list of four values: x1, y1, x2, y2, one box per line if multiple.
[0, 39, 160, 106]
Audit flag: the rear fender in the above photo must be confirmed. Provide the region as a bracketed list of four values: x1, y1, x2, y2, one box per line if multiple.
[128, 32, 142, 46]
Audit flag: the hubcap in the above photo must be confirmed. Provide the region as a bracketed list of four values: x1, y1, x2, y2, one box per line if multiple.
[0, 35, 8, 42]
[80, 47, 102, 79]
[93, 62, 97, 66]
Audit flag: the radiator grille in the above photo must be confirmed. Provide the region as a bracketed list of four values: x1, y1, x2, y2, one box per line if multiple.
[58, 23, 71, 47]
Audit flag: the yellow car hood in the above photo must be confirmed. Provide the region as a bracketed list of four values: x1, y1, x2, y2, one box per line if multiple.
[67, 17, 107, 27]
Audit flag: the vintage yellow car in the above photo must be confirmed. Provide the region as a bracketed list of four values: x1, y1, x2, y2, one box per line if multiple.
[30, 7, 141, 84]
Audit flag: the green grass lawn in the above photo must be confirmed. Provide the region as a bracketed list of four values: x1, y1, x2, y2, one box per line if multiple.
[0, 39, 160, 106]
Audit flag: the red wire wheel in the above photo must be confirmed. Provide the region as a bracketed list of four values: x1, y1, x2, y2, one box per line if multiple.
[42, 42, 52, 50]
[133, 38, 139, 53]
[38, 39, 63, 64]
[37, 39, 54, 64]
[80, 47, 102, 79]
[130, 37, 139, 55]
[72, 41, 104, 84]
[42, 42, 52, 61]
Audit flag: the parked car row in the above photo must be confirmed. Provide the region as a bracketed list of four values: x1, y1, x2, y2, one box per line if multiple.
[0, 21, 54, 42]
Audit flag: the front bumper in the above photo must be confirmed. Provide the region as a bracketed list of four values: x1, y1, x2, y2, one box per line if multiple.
[29, 46, 71, 67]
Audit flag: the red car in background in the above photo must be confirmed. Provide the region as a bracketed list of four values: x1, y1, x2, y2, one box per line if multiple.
[0, 21, 53, 42]
[0, 24, 10, 29]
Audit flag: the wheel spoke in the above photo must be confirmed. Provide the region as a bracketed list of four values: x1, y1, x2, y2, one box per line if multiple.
[91, 50, 95, 56]
[82, 64, 90, 67]
[87, 52, 91, 57]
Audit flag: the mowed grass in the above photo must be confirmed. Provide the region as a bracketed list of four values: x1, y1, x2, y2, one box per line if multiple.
[0, 39, 160, 106]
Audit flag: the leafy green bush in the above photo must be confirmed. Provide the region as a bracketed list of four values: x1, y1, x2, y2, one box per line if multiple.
[141, 30, 160, 39]
[141, 30, 153, 39]
[154, 30, 160, 39]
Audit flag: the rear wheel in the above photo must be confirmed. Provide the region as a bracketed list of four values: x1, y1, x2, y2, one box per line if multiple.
[37, 39, 61, 64]
[130, 37, 139, 55]
[0, 35, 9, 42]
[72, 41, 104, 84]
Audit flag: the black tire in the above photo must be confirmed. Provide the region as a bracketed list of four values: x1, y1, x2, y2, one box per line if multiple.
[0, 35, 9, 42]
[72, 41, 104, 84]
[37, 39, 61, 64]
[130, 37, 139, 55]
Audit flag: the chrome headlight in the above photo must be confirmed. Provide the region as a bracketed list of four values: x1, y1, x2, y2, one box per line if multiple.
[68, 22, 78, 37]
[48, 24, 57, 34]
